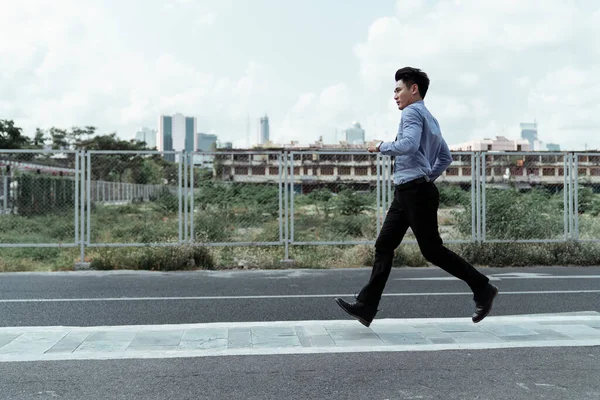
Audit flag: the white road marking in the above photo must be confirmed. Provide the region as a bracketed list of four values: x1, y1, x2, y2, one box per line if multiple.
[1, 289, 599, 303]
[399, 274, 600, 281]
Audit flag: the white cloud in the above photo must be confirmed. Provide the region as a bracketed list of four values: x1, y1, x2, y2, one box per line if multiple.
[163, 0, 217, 25]
[198, 12, 217, 25]
[1, 1, 599, 152]
[0, 1, 259, 147]
[352, 0, 600, 149]
[527, 66, 600, 144]
[276, 83, 354, 145]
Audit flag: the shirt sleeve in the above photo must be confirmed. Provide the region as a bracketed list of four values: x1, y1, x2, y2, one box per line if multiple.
[430, 137, 452, 181]
[379, 107, 422, 156]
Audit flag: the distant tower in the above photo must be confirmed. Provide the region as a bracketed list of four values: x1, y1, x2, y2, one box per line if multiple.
[259, 115, 270, 145]
[158, 113, 197, 162]
[135, 127, 157, 149]
[520, 120, 538, 148]
[344, 122, 365, 144]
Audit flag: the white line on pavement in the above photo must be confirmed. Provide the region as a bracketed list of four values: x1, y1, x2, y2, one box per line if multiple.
[1, 289, 600, 303]
[399, 275, 600, 281]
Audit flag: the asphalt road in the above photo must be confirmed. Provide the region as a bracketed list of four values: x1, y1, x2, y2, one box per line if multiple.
[0, 266, 599, 327]
[2, 347, 599, 400]
[1, 266, 599, 400]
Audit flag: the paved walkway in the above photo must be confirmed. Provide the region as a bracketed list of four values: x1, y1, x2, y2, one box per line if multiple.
[1, 313, 599, 362]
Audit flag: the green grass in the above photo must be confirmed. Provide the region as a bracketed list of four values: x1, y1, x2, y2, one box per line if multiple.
[1, 183, 600, 271]
[0, 212, 75, 244]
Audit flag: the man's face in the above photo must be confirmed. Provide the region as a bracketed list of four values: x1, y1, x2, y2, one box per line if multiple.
[393, 80, 418, 110]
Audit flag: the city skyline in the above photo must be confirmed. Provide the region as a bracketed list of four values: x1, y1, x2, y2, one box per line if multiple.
[2, 1, 599, 151]
[138, 113, 561, 151]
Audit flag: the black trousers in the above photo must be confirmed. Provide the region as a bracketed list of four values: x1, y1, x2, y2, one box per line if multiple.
[357, 180, 489, 306]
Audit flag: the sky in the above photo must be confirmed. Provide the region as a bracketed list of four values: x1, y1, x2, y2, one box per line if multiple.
[1, 0, 599, 150]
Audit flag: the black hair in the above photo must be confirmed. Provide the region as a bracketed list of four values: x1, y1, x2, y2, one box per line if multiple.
[394, 67, 430, 99]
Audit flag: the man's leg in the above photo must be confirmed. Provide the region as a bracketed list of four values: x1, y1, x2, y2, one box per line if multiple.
[402, 183, 497, 322]
[335, 191, 409, 327]
[356, 196, 409, 307]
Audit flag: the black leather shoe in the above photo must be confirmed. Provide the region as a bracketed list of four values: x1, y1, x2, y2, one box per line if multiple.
[472, 284, 499, 323]
[334, 298, 378, 327]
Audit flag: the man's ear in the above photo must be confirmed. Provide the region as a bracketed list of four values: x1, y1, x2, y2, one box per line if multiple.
[412, 84, 419, 96]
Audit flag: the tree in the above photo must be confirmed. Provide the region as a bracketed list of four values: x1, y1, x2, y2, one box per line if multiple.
[69, 126, 95, 148]
[128, 159, 163, 185]
[49, 127, 69, 150]
[33, 128, 47, 147]
[75, 132, 146, 152]
[0, 120, 30, 149]
[73, 133, 148, 182]
[155, 157, 179, 185]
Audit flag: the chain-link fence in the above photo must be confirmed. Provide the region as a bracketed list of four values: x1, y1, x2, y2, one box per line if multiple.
[480, 152, 569, 242]
[424, 151, 477, 244]
[288, 151, 379, 246]
[190, 151, 283, 246]
[2, 150, 600, 265]
[574, 153, 600, 242]
[89, 180, 163, 204]
[0, 150, 80, 247]
[86, 151, 180, 247]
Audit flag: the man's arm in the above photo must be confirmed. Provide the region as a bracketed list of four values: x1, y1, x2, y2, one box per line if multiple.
[378, 107, 422, 156]
[429, 138, 452, 181]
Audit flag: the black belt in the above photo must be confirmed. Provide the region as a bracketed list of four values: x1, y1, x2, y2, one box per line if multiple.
[395, 176, 430, 191]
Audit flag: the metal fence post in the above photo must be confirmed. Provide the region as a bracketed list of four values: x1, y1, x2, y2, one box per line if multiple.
[80, 150, 86, 263]
[87, 151, 91, 250]
[480, 152, 487, 242]
[376, 153, 381, 235]
[290, 152, 295, 244]
[2, 174, 7, 213]
[564, 154, 570, 240]
[381, 156, 388, 216]
[573, 153, 580, 241]
[190, 153, 195, 244]
[284, 151, 290, 260]
[184, 152, 189, 242]
[278, 153, 284, 244]
[471, 152, 477, 243]
[475, 152, 481, 243]
[178, 152, 183, 243]
[75, 151, 79, 244]
[567, 153, 573, 239]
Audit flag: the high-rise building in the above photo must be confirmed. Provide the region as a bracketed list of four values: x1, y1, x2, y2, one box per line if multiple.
[344, 122, 365, 144]
[546, 143, 561, 151]
[259, 115, 270, 144]
[157, 113, 197, 162]
[197, 133, 218, 151]
[135, 127, 157, 149]
[193, 133, 218, 168]
[520, 121, 538, 148]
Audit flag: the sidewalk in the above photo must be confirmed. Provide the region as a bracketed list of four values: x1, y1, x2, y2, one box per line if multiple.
[1, 312, 599, 363]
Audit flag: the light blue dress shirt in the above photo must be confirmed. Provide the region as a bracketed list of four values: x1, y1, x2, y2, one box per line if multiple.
[379, 100, 452, 185]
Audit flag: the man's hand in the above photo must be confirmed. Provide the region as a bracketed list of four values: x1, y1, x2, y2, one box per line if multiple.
[367, 140, 384, 153]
